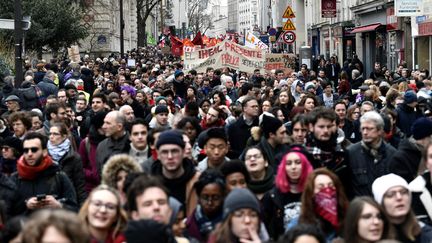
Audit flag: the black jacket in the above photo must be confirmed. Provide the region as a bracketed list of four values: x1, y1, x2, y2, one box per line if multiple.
[9, 164, 78, 216]
[0, 173, 16, 218]
[227, 115, 259, 158]
[390, 138, 422, 183]
[346, 141, 396, 197]
[58, 148, 87, 205]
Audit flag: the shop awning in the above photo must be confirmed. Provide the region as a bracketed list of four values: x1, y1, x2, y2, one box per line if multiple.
[350, 23, 381, 34]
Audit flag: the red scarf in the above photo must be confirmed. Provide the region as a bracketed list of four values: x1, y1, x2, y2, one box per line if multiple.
[17, 155, 53, 180]
[314, 187, 339, 230]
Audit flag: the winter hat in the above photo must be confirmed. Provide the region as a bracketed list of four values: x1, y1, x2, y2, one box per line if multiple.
[372, 173, 409, 204]
[260, 114, 283, 138]
[223, 188, 260, 219]
[305, 81, 315, 91]
[125, 219, 176, 243]
[155, 105, 169, 115]
[411, 117, 432, 140]
[278, 80, 288, 89]
[1, 136, 23, 154]
[155, 96, 167, 105]
[156, 130, 185, 149]
[404, 90, 418, 104]
[174, 70, 184, 78]
[169, 197, 183, 226]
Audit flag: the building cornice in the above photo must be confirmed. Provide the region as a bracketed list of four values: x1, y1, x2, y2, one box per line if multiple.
[350, 0, 391, 15]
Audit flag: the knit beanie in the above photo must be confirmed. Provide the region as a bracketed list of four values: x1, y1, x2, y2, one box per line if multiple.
[1, 136, 23, 154]
[404, 90, 418, 104]
[156, 130, 185, 149]
[372, 173, 409, 204]
[155, 105, 169, 115]
[223, 188, 260, 219]
[411, 117, 432, 140]
[260, 114, 283, 138]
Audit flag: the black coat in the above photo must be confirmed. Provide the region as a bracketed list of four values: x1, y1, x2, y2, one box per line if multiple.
[227, 116, 259, 158]
[58, 148, 87, 205]
[389, 138, 422, 183]
[0, 173, 16, 218]
[346, 141, 396, 197]
[9, 164, 78, 216]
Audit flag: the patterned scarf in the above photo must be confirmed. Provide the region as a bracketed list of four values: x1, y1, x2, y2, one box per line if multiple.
[314, 186, 339, 230]
[48, 138, 71, 163]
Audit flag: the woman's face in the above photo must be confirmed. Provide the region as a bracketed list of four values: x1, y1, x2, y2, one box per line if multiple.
[87, 189, 118, 231]
[262, 101, 271, 112]
[201, 101, 211, 114]
[187, 88, 195, 97]
[116, 170, 128, 192]
[32, 116, 42, 130]
[382, 186, 411, 222]
[135, 93, 145, 103]
[245, 148, 267, 174]
[357, 203, 384, 242]
[276, 110, 285, 122]
[225, 172, 247, 192]
[313, 174, 334, 194]
[199, 183, 223, 217]
[304, 98, 315, 112]
[213, 94, 221, 104]
[231, 208, 260, 240]
[182, 134, 192, 160]
[172, 210, 186, 237]
[279, 92, 289, 104]
[285, 153, 302, 182]
[352, 108, 360, 120]
[2, 146, 15, 160]
[49, 127, 66, 146]
[183, 122, 197, 141]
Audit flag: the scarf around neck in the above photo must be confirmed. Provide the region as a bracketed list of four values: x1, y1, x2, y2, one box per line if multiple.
[17, 155, 53, 180]
[48, 138, 71, 163]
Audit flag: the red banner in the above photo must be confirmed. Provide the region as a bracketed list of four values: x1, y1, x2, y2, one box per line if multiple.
[322, 0, 336, 18]
[170, 35, 184, 56]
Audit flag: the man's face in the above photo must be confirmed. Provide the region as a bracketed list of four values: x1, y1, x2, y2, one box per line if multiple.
[130, 124, 148, 150]
[53, 108, 67, 122]
[361, 104, 374, 116]
[158, 144, 184, 173]
[374, 63, 381, 71]
[76, 100, 87, 112]
[276, 72, 284, 81]
[196, 75, 203, 85]
[361, 120, 381, 145]
[292, 122, 308, 144]
[155, 113, 168, 126]
[132, 187, 172, 224]
[31, 116, 42, 131]
[272, 125, 288, 145]
[318, 70, 326, 78]
[334, 104, 347, 120]
[243, 100, 259, 118]
[12, 119, 27, 137]
[225, 79, 234, 89]
[23, 138, 46, 166]
[204, 138, 228, 165]
[57, 91, 67, 103]
[324, 85, 332, 95]
[6, 101, 19, 111]
[311, 118, 335, 141]
[206, 108, 219, 125]
[102, 113, 120, 137]
[67, 89, 77, 100]
[92, 98, 105, 112]
[122, 106, 135, 123]
[118, 75, 126, 86]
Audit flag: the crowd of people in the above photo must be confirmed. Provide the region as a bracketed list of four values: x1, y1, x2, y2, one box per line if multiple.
[1, 45, 432, 243]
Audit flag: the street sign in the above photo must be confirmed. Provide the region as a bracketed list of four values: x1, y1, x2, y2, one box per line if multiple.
[283, 19, 296, 31]
[282, 31, 296, 44]
[268, 27, 277, 36]
[282, 6, 296, 18]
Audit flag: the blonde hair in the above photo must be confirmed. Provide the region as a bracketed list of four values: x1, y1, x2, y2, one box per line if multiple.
[78, 185, 128, 241]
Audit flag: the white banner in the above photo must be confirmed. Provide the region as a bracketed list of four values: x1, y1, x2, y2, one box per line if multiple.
[245, 32, 269, 50]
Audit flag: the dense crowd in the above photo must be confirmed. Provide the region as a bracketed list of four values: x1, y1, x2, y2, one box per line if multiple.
[1, 45, 432, 243]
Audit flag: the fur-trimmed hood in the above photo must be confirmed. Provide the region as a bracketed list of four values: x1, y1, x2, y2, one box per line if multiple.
[101, 154, 142, 188]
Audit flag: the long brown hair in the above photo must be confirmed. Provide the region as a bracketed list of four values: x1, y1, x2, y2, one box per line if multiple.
[210, 213, 261, 243]
[344, 196, 394, 242]
[78, 185, 128, 241]
[299, 168, 348, 232]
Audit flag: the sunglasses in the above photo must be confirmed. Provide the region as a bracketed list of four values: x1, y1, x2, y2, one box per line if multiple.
[23, 147, 40, 154]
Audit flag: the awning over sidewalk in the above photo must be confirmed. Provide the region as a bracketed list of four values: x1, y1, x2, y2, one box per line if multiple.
[350, 23, 381, 34]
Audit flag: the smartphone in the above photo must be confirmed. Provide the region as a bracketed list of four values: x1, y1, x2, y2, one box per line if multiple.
[36, 194, 46, 201]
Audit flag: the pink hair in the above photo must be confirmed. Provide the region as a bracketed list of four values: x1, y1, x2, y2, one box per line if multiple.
[275, 151, 313, 193]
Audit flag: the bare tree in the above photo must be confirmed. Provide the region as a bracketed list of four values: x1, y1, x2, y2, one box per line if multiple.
[187, 0, 213, 35]
[137, 0, 162, 47]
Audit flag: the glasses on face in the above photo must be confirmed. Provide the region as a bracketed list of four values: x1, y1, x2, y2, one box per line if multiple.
[245, 154, 262, 160]
[23, 147, 40, 154]
[384, 188, 409, 198]
[2, 146, 11, 151]
[159, 148, 181, 157]
[90, 200, 118, 213]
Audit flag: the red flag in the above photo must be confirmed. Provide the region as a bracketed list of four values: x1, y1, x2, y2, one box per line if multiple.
[192, 31, 203, 46]
[170, 35, 183, 56]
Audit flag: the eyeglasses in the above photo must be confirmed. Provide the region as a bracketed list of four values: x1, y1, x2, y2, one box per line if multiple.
[1, 146, 11, 151]
[384, 188, 409, 198]
[90, 200, 118, 212]
[23, 147, 40, 154]
[245, 154, 263, 160]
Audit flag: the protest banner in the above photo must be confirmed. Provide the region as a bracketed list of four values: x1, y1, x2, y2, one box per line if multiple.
[245, 32, 269, 50]
[264, 53, 296, 71]
[67, 45, 81, 63]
